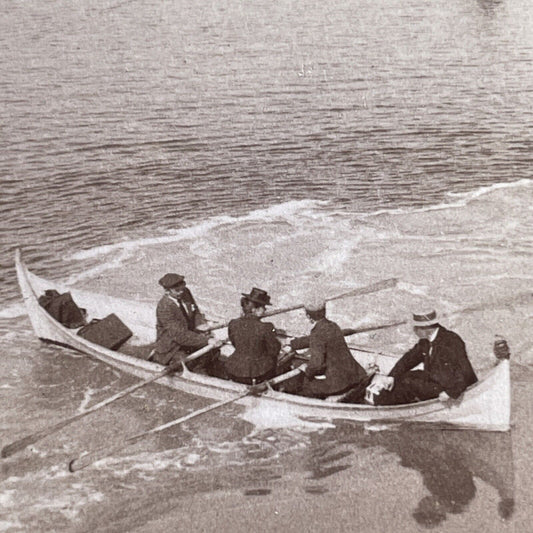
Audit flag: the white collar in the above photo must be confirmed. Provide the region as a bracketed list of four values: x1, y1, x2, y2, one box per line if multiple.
[167, 293, 182, 305]
[429, 327, 439, 343]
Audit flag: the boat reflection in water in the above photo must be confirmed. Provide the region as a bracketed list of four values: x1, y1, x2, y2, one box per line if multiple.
[19, 342, 514, 531]
[308, 422, 514, 528]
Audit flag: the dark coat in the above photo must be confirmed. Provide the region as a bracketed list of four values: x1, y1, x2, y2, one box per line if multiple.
[225, 315, 281, 380]
[154, 293, 208, 358]
[389, 325, 478, 399]
[302, 318, 368, 397]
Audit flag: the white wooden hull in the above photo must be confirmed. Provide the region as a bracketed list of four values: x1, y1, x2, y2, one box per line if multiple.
[15, 249, 511, 431]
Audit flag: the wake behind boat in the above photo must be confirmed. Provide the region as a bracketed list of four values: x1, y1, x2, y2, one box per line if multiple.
[14, 249, 511, 432]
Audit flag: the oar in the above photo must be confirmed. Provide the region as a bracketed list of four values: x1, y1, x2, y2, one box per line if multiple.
[291, 339, 398, 360]
[280, 295, 530, 350]
[331, 291, 533, 339]
[286, 323, 405, 351]
[346, 344, 398, 359]
[69, 366, 307, 472]
[205, 278, 398, 332]
[1, 343, 219, 459]
[265, 365, 306, 387]
[69, 389, 251, 472]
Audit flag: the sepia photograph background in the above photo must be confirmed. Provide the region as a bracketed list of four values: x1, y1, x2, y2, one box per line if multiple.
[1, 0, 532, 531]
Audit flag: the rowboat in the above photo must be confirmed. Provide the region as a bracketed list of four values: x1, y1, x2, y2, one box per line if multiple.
[15, 249, 511, 432]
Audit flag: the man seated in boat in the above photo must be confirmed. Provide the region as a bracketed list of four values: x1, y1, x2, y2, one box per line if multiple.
[150, 273, 219, 371]
[365, 310, 478, 405]
[225, 288, 287, 385]
[286, 297, 369, 399]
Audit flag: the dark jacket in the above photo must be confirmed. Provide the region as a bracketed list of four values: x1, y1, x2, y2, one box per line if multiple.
[389, 325, 478, 399]
[303, 318, 368, 396]
[155, 293, 208, 356]
[225, 315, 281, 379]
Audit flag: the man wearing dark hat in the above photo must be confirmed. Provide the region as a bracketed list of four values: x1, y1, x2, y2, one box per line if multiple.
[368, 309, 478, 405]
[225, 288, 282, 384]
[293, 296, 369, 399]
[152, 273, 218, 370]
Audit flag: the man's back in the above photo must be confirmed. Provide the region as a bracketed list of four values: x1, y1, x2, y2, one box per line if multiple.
[226, 315, 280, 379]
[305, 318, 367, 395]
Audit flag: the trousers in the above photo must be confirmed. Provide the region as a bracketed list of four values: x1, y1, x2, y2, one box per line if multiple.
[372, 370, 443, 405]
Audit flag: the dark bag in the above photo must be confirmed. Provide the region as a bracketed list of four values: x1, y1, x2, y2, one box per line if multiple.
[38, 290, 87, 329]
[77, 313, 133, 350]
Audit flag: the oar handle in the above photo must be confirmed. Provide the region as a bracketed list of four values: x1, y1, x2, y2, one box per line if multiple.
[182, 341, 224, 363]
[346, 344, 398, 359]
[248, 365, 307, 395]
[268, 365, 306, 386]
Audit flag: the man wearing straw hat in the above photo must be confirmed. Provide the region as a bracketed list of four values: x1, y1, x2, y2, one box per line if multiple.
[367, 309, 478, 405]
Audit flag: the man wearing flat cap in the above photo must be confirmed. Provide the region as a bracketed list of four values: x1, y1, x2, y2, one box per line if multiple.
[292, 296, 368, 399]
[152, 273, 217, 369]
[368, 309, 478, 405]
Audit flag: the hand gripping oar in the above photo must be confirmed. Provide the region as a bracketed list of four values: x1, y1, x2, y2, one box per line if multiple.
[68, 366, 307, 472]
[204, 278, 398, 332]
[1, 343, 219, 459]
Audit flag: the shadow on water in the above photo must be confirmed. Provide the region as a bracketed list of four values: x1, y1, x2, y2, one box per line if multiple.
[311, 422, 515, 528]
[475, 0, 504, 15]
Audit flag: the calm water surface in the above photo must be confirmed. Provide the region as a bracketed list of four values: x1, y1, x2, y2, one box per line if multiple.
[1, 0, 532, 297]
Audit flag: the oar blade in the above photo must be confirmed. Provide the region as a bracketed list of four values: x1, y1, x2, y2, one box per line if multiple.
[2, 433, 43, 458]
[68, 392, 251, 472]
[69, 444, 120, 473]
[68, 454, 95, 473]
[1, 346, 213, 459]
[327, 277, 398, 302]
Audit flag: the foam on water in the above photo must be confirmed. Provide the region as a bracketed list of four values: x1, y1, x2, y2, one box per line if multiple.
[3, 179, 531, 319]
[240, 403, 335, 431]
[4, 178, 531, 371]
[0, 520, 22, 533]
[1, 467, 105, 526]
[445, 177, 533, 200]
[0, 303, 27, 319]
[69, 199, 324, 262]
[66, 247, 137, 286]
[46, 200, 330, 294]
[69, 216, 235, 261]
[364, 177, 532, 219]
[77, 387, 102, 413]
[86, 428, 313, 476]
